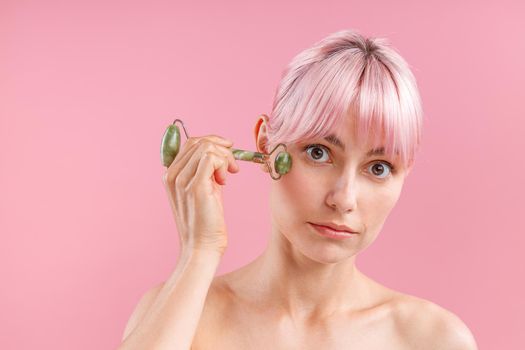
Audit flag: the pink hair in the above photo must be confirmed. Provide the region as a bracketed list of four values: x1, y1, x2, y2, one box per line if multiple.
[266, 29, 423, 169]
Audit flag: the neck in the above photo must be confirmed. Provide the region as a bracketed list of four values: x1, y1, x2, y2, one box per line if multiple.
[240, 226, 373, 322]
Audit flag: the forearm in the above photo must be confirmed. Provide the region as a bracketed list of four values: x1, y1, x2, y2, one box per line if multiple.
[118, 249, 222, 350]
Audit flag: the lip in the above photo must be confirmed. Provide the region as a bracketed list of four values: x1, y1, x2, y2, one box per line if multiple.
[309, 222, 357, 240]
[311, 221, 358, 234]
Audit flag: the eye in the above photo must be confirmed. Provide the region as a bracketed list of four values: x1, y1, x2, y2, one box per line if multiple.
[303, 144, 331, 163]
[368, 161, 395, 179]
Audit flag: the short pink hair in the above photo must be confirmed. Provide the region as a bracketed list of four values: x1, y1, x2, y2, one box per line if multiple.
[266, 29, 423, 169]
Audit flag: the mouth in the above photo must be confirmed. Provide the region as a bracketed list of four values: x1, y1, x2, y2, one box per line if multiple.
[308, 222, 357, 240]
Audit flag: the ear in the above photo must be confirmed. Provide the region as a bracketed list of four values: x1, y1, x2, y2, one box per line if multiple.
[253, 114, 270, 153]
[253, 114, 270, 173]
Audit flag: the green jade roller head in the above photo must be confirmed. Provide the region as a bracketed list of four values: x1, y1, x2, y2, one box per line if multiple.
[160, 118, 292, 180]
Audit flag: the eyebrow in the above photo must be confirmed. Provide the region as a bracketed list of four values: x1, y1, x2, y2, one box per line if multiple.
[323, 134, 386, 157]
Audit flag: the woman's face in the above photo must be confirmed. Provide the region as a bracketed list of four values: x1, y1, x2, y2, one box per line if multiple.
[258, 116, 411, 264]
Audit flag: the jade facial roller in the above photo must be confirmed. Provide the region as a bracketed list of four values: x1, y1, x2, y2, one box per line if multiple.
[160, 118, 292, 180]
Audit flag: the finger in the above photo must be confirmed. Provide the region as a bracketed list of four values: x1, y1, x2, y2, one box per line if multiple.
[177, 140, 238, 179]
[163, 138, 234, 186]
[211, 143, 240, 173]
[175, 135, 231, 167]
[186, 135, 233, 149]
[177, 146, 228, 189]
[163, 138, 203, 186]
[191, 151, 229, 190]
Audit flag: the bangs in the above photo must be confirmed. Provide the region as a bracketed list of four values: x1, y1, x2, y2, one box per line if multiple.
[267, 30, 423, 170]
[350, 53, 422, 168]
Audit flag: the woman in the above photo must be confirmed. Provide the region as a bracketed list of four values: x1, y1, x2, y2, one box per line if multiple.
[118, 29, 478, 349]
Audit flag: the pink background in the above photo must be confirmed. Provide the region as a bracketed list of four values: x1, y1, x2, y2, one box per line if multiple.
[1, 0, 524, 348]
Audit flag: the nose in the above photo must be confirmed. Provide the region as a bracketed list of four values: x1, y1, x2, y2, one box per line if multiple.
[326, 174, 358, 213]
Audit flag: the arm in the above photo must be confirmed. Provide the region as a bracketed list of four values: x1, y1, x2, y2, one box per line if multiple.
[118, 248, 223, 350]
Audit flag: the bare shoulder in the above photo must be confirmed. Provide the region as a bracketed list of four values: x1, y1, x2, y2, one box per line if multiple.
[122, 281, 165, 341]
[191, 275, 237, 346]
[391, 293, 478, 350]
[122, 278, 231, 347]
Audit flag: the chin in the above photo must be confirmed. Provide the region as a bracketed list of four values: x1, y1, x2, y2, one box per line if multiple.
[278, 224, 360, 265]
[298, 244, 358, 265]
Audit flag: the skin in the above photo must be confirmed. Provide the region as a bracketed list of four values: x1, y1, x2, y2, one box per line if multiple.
[233, 113, 411, 324]
[193, 114, 477, 349]
[131, 114, 478, 349]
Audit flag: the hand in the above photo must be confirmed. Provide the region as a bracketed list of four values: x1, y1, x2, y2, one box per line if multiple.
[162, 135, 240, 255]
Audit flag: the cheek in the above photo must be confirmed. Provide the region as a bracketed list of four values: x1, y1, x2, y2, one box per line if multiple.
[381, 180, 403, 211]
[270, 162, 321, 228]
[361, 182, 403, 233]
